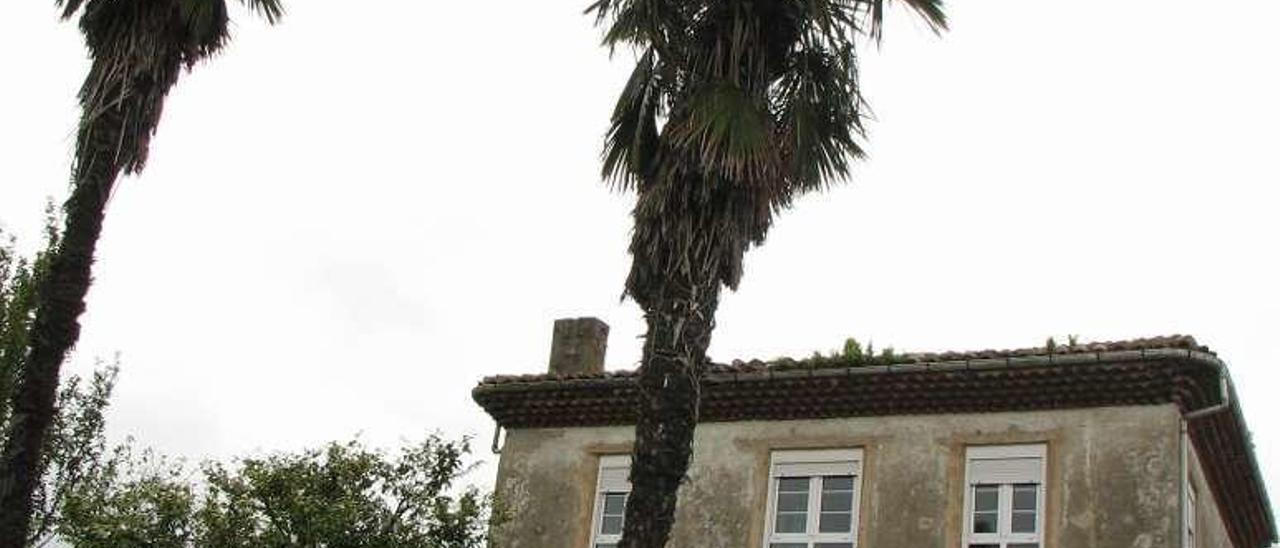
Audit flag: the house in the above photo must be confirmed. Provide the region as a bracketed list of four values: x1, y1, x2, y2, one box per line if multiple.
[472, 318, 1276, 548]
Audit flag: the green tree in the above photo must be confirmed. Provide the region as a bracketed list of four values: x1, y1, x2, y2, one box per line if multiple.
[1, 224, 121, 548]
[197, 436, 487, 548]
[585, 1, 946, 545]
[59, 446, 195, 548]
[0, 1, 283, 543]
[57, 435, 489, 548]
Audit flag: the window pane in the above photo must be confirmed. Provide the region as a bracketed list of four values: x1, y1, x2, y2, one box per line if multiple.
[815, 544, 854, 548]
[775, 512, 807, 534]
[824, 476, 855, 491]
[1013, 484, 1038, 511]
[1008, 544, 1040, 548]
[967, 545, 1000, 548]
[778, 477, 809, 492]
[774, 475, 810, 535]
[821, 476, 855, 513]
[819, 494, 849, 514]
[972, 483, 999, 533]
[600, 515, 623, 535]
[821, 491, 853, 512]
[819, 511, 852, 533]
[778, 492, 809, 512]
[973, 485, 999, 512]
[769, 544, 807, 548]
[1012, 510, 1037, 533]
[603, 493, 627, 515]
[972, 511, 998, 533]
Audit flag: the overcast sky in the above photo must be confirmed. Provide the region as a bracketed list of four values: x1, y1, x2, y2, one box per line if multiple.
[2, 0, 1277, 529]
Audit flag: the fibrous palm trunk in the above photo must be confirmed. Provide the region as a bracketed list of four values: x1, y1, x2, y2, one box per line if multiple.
[0, 106, 123, 546]
[620, 282, 718, 548]
[618, 173, 761, 548]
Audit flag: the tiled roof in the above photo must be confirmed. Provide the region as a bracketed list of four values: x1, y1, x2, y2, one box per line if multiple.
[477, 334, 1207, 386]
[471, 335, 1275, 547]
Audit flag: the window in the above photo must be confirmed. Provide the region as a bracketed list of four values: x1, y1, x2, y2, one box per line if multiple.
[589, 455, 630, 548]
[764, 448, 863, 548]
[963, 444, 1046, 548]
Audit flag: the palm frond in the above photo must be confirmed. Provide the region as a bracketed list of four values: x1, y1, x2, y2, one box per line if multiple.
[866, 0, 948, 41]
[668, 82, 777, 186]
[584, 0, 615, 23]
[773, 41, 866, 191]
[238, 0, 284, 25]
[593, 0, 945, 198]
[586, 0, 664, 50]
[602, 49, 663, 190]
[55, 0, 87, 21]
[788, 0, 860, 44]
[899, 0, 947, 32]
[178, 0, 231, 57]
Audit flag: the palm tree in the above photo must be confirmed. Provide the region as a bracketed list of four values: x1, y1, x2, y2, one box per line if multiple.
[0, 1, 283, 543]
[585, 0, 946, 545]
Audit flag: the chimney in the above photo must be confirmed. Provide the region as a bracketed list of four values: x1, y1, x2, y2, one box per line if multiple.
[548, 317, 609, 375]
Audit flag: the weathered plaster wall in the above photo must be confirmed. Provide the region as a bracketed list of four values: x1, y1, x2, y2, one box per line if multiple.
[1188, 437, 1234, 547]
[488, 404, 1185, 548]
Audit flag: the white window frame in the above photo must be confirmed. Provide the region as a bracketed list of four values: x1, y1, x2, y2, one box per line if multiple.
[763, 448, 864, 548]
[589, 455, 630, 548]
[963, 444, 1046, 548]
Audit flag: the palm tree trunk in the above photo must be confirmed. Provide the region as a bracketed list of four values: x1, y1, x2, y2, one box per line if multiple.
[0, 108, 122, 546]
[619, 282, 721, 548]
[619, 278, 720, 548]
[618, 174, 746, 548]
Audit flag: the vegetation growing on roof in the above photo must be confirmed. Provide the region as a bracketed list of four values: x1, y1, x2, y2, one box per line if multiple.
[761, 337, 902, 371]
[764, 333, 1092, 371]
[1044, 334, 1082, 354]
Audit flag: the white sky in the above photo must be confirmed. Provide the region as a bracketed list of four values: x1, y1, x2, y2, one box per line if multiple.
[2, 0, 1277, 535]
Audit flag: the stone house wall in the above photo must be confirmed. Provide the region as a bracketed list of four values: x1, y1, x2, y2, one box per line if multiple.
[489, 403, 1229, 548]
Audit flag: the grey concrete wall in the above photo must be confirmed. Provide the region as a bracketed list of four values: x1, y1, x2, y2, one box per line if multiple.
[488, 404, 1186, 548]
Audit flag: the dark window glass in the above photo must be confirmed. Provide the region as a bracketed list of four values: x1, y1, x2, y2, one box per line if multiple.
[775, 477, 810, 533]
[603, 493, 626, 515]
[819, 475, 855, 533]
[600, 492, 627, 534]
[972, 485, 999, 533]
[1011, 484, 1038, 533]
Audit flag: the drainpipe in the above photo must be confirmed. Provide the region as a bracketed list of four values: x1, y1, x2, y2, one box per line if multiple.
[491, 423, 504, 454]
[1179, 418, 1188, 548]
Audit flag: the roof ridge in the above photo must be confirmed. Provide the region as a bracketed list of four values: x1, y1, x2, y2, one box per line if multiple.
[478, 334, 1207, 385]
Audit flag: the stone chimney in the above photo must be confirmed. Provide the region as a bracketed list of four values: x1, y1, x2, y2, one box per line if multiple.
[547, 317, 609, 375]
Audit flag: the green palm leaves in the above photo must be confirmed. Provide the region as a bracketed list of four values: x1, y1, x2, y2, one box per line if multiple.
[593, 0, 946, 199]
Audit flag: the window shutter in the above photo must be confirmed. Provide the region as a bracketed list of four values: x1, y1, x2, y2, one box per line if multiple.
[597, 455, 631, 491]
[968, 456, 1042, 484]
[775, 460, 860, 478]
